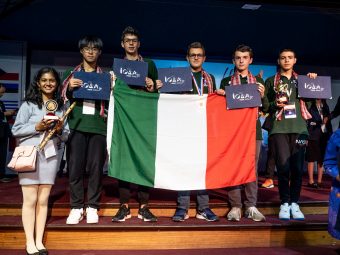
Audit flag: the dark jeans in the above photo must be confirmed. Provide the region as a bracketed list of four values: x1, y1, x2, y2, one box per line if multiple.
[68, 130, 106, 209]
[265, 135, 276, 179]
[0, 137, 8, 178]
[271, 133, 305, 204]
[118, 180, 150, 205]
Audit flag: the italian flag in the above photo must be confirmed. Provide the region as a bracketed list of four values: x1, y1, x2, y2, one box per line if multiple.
[107, 81, 256, 191]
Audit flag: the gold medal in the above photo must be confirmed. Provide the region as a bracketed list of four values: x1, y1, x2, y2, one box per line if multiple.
[44, 99, 59, 120]
[45, 99, 58, 113]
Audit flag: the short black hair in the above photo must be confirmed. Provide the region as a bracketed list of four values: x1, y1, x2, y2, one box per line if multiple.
[187, 42, 205, 56]
[78, 36, 103, 50]
[233, 44, 253, 59]
[279, 48, 296, 58]
[121, 26, 140, 42]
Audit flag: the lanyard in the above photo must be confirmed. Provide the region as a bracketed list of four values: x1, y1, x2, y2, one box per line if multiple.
[191, 73, 203, 96]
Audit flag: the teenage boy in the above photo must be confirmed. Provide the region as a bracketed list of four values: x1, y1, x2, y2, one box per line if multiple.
[63, 36, 107, 224]
[216, 44, 268, 222]
[265, 49, 316, 220]
[112, 26, 162, 222]
[172, 42, 219, 222]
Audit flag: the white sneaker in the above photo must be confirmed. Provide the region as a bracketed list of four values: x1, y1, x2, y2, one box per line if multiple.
[66, 208, 84, 224]
[86, 207, 99, 224]
[290, 203, 305, 220]
[245, 206, 266, 222]
[279, 203, 290, 220]
[227, 207, 241, 221]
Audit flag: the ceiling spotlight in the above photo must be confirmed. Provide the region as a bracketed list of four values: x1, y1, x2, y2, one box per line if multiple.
[242, 4, 261, 10]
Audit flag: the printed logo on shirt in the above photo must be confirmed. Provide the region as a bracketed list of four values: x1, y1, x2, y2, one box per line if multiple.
[296, 138, 308, 147]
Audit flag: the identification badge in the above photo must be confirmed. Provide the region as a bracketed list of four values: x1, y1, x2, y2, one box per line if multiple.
[44, 140, 57, 159]
[284, 102, 296, 119]
[82, 100, 95, 115]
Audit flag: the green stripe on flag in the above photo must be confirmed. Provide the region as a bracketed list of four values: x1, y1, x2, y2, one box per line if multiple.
[109, 83, 159, 187]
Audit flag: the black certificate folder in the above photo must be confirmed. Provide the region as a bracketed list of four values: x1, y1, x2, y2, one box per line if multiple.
[225, 84, 261, 109]
[73, 72, 111, 100]
[298, 75, 332, 99]
[113, 58, 148, 86]
[158, 67, 192, 93]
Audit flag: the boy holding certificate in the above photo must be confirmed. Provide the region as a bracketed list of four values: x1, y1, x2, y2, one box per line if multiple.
[112, 26, 162, 222]
[172, 42, 219, 222]
[216, 44, 268, 222]
[62, 36, 107, 225]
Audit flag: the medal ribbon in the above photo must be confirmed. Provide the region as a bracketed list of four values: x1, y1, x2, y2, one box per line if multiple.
[191, 73, 203, 96]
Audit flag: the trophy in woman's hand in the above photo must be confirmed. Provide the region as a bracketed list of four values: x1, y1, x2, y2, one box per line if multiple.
[43, 99, 59, 130]
[44, 99, 59, 120]
[39, 101, 76, 150]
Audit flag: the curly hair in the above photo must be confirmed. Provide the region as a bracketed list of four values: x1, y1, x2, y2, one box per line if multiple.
[25, 67, 63, 110]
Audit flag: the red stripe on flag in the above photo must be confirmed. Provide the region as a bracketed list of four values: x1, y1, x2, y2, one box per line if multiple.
[0, 73, 19, 80]
[205, 94, 256, 189]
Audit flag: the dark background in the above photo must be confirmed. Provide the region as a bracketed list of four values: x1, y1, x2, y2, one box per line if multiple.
[1, 0, 340, 72]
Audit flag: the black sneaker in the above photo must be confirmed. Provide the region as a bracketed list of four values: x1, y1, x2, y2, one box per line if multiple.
[196, 208, 219, 222]
[112, 205, 131, 222]
[138, 206, 157, 222]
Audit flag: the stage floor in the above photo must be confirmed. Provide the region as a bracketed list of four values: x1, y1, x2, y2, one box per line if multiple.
[0, 174, 332, 207]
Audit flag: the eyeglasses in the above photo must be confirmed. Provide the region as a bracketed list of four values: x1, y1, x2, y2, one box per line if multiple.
[83, 47, 99, 53]
[124, 38, 138, 44]
[188, 54, 204, 59]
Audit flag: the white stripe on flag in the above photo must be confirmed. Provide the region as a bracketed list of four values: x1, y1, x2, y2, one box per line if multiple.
[154, 94, 208, 190]
[107, 89, 115, 164]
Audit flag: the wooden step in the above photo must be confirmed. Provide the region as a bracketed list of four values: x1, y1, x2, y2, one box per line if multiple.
[0, 176, 335, 251]
[1, 246, 340, 255]
[0, 201, 329, 217]
[1, 215, 339, 250]
[0, 175, 332, 217]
